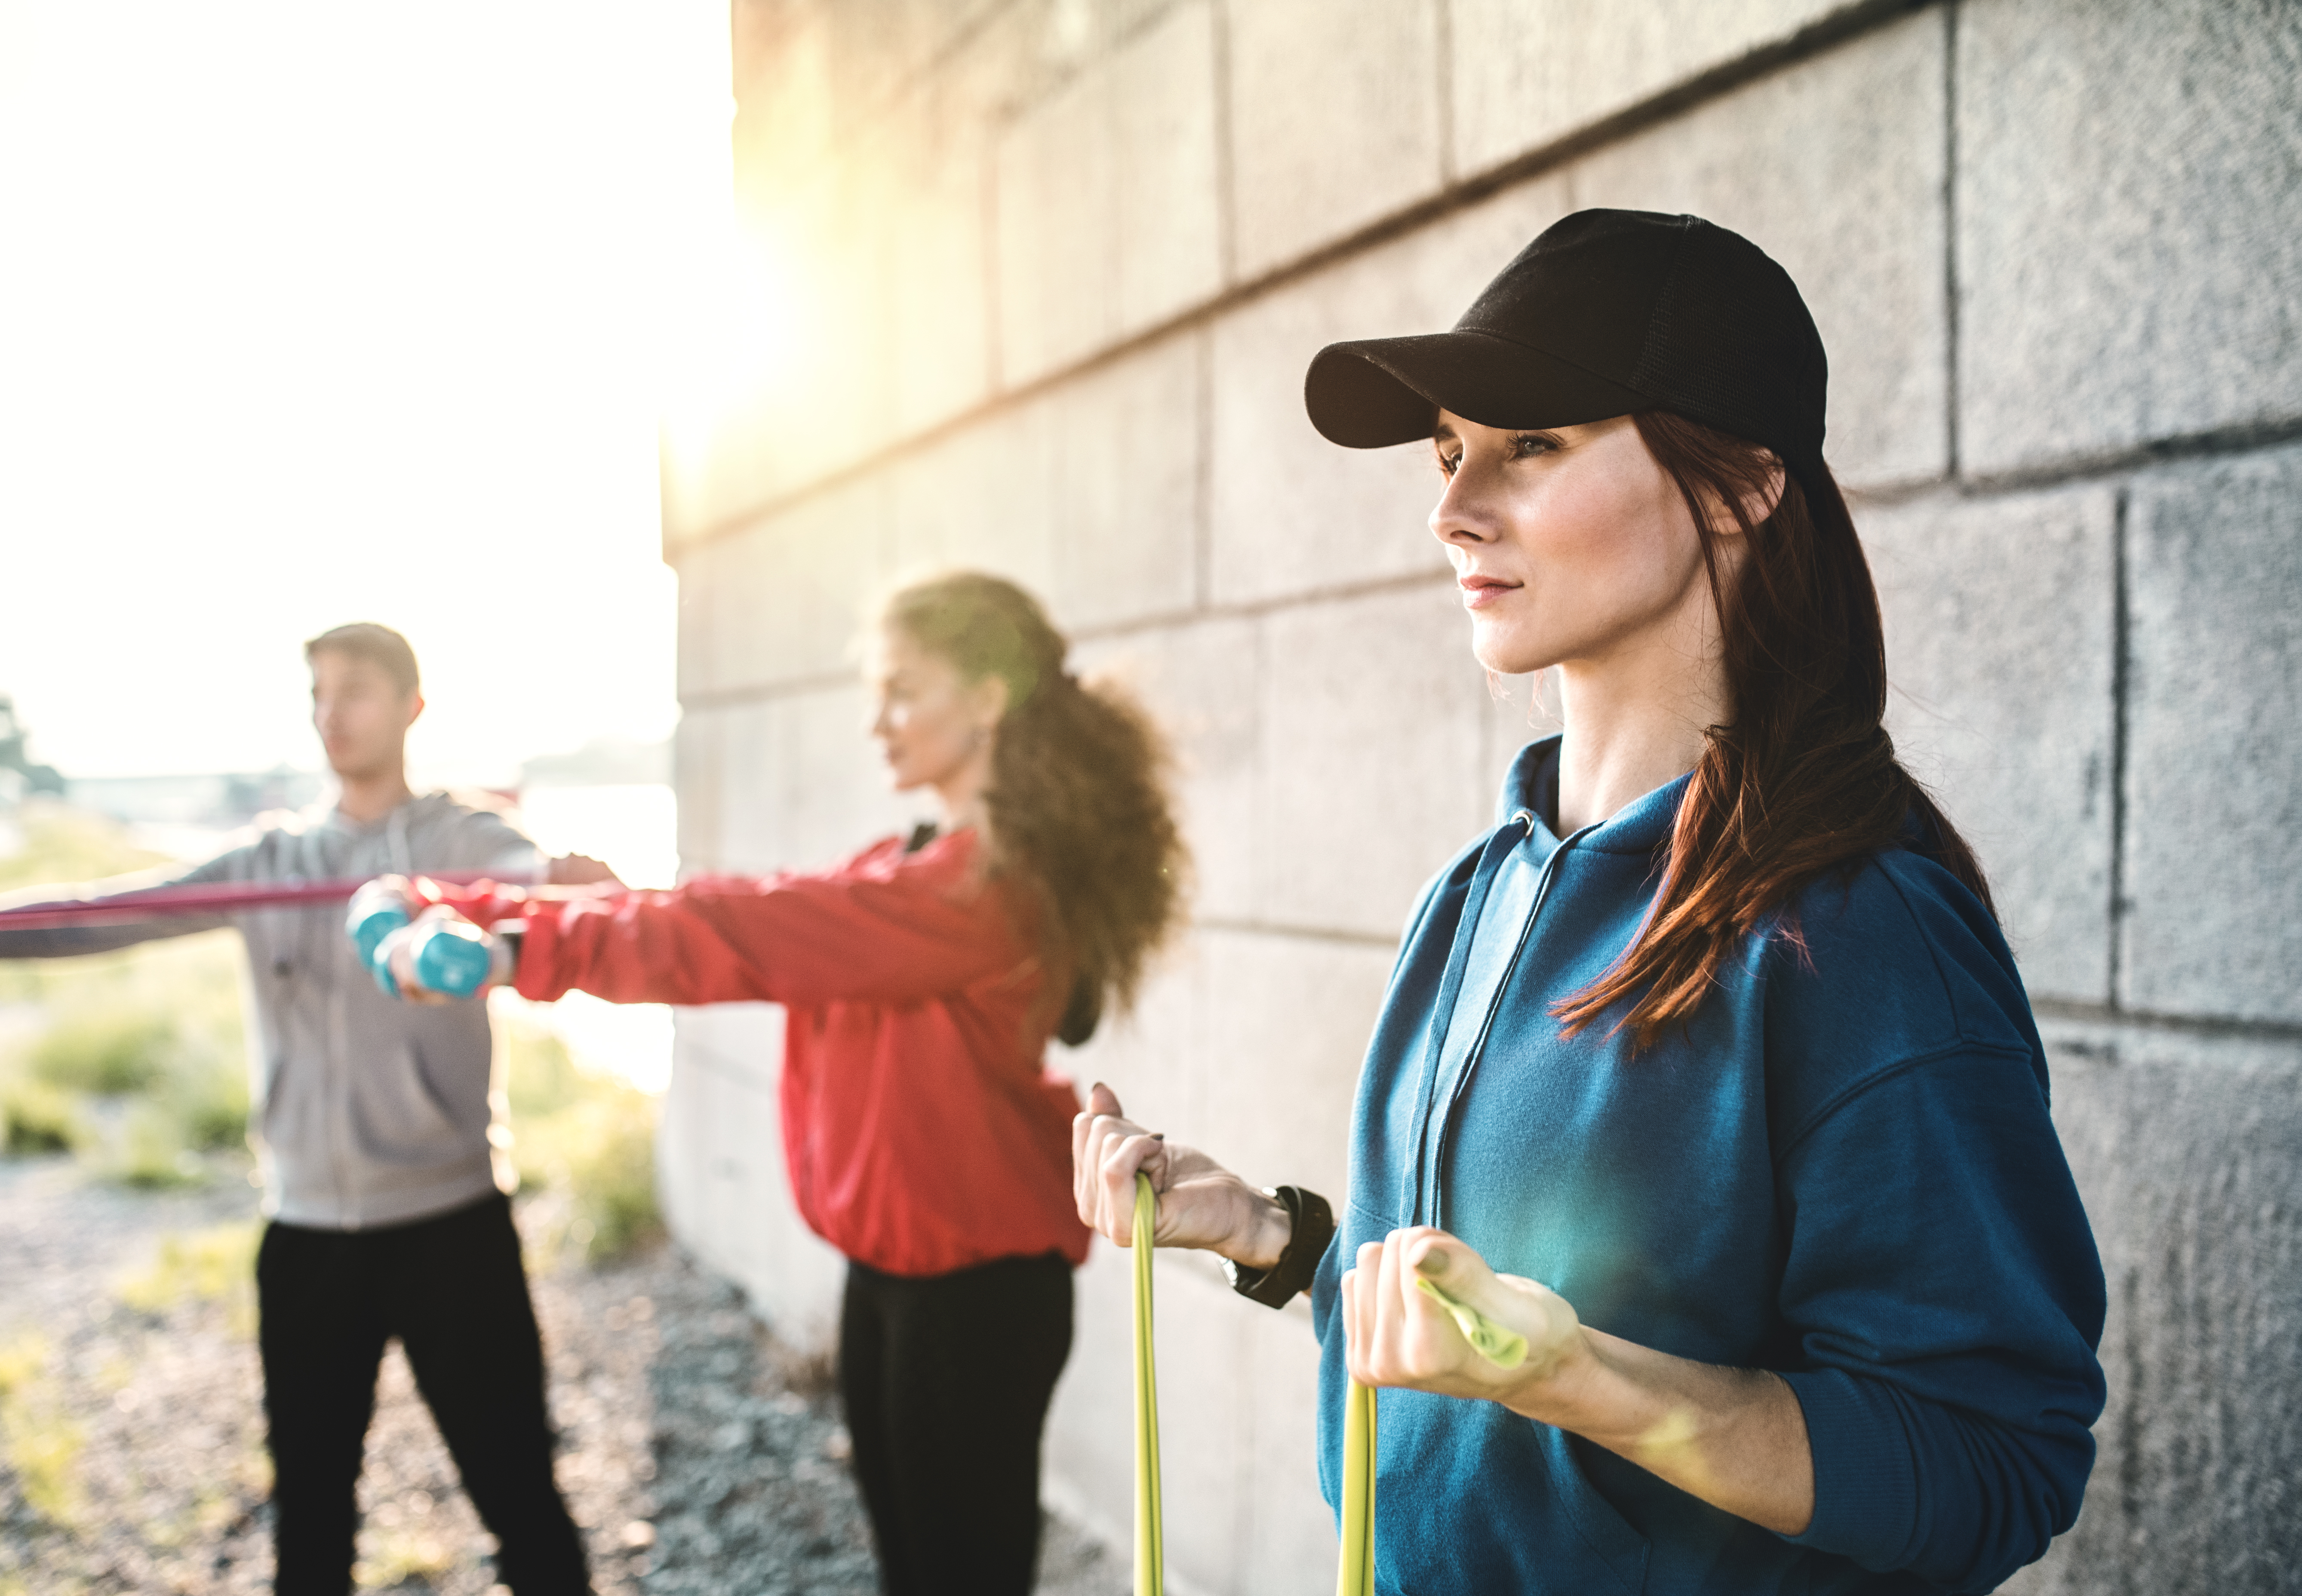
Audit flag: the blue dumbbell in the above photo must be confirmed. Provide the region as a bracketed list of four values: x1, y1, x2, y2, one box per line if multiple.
[409, 922, 493, 999]
[345, 884, 492, 999]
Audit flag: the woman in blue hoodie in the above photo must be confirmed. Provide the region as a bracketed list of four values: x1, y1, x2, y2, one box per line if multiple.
[1075, 209, 2105, 1595]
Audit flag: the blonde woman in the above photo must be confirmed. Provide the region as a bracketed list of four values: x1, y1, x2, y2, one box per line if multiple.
[382, 573, 1187, 1596]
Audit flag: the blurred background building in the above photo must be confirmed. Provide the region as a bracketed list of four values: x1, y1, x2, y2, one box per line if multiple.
[658, 2, 2302, 1592]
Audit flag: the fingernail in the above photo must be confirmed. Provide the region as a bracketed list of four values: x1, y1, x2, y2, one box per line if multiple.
[1151, 1133, 1165, 1141]
[1091, 1081, 1106, 1094]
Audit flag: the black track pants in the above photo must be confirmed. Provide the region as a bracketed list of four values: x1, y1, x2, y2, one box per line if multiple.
[255, 1193, 592, 1596]
[839, 1252, 1074, 1596]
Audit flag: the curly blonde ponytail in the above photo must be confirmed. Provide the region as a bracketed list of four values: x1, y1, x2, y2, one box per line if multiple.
[879, 571, 1188, 1042]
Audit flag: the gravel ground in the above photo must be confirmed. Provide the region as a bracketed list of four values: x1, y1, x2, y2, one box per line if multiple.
[0, 1154, 1119, 1595]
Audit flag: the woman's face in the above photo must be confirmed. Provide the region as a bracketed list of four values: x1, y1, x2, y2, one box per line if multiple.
[867, 627, 1005, 793]
[1428, 411, 1714, 678]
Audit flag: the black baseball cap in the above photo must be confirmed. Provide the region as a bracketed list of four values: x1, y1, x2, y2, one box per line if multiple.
[1303, 209, 1828, 481]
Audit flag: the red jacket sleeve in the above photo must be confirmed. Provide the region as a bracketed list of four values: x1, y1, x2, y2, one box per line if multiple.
[504, 848, 1037, 1008]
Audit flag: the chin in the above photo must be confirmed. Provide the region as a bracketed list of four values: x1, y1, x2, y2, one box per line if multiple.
[1468, 622, 1551, 678]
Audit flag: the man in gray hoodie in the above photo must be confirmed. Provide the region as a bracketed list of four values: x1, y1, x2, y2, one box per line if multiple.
[0, 623, 607, 1594]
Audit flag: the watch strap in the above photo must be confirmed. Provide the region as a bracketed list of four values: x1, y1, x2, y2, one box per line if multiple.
[1225, 1185, 1335, 1308]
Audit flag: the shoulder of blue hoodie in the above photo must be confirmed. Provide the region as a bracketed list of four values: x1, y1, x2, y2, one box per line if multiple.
[1320, 738, 2106, 1595]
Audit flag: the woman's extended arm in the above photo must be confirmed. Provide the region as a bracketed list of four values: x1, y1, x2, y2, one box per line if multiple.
[378, 843, 1033, 1009]
[1076, 1085, 1814, 1535]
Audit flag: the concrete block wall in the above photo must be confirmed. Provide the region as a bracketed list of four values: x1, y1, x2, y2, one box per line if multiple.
[664, 2, 2302, 1590]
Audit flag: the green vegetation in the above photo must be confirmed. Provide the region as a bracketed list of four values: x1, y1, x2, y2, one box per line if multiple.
[501, 1018, 663, 1265]
[116, 1223, 261, 1338]
[0, 1332, 83, 1527]
[0, 941, 251, 1184]
[0, 803, 249, 1183]
[29, 1012, 173, 1095]
[0, 1077, 80, 1154]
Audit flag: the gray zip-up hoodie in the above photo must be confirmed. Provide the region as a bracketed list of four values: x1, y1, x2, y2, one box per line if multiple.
[0, 792, 542, 1228]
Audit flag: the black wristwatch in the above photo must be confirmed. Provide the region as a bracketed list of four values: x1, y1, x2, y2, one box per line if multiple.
[1223, 1185, 1335, 1308]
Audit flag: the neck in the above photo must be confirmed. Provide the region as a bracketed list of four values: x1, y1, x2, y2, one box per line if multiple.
[932, 748, 996, 839]
[1552, 605, 1729, 835]
[935, 791, 987, 838]
[335, 763, 415, 826]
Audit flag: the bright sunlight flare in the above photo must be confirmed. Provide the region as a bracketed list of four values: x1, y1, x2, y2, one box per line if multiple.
[0, 1, 766, 788]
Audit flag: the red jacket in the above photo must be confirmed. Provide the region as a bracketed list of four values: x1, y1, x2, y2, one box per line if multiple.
[500, 831, 1090, 1278]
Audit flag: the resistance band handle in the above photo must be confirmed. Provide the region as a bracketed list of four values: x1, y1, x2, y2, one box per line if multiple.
[1132, 1172, 1164, 1596]
[1415, 1275, 1529, 1369]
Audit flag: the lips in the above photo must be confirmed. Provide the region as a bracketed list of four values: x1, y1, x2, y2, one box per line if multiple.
[1457, 574, 1521, 611]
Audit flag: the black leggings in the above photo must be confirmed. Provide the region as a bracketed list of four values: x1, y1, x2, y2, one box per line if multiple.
[255, 1193, 591, 1596]
[839, 1252, 1074, 1596]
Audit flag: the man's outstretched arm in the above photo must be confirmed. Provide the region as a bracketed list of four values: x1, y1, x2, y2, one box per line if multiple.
[0, 848, 251, 959]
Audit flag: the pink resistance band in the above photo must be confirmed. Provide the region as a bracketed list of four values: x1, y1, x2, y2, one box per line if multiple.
[0, 873, 598, 932]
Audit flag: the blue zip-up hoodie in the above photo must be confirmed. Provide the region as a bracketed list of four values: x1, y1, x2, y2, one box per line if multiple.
[1311, 737, 2105, 1595]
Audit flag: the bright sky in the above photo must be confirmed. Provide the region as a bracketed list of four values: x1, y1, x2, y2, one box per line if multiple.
[0, 1, 735, 784]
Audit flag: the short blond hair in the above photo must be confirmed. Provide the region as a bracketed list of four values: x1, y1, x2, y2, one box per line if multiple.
[304, 623, 419, 696]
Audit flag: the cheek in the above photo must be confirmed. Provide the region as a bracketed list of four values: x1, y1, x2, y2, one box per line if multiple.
[1475, 471, 1699, 667]
[1566, 454, 1698, 578]
[1518, 470, 1649, 577]
[892, 703, 968, 761]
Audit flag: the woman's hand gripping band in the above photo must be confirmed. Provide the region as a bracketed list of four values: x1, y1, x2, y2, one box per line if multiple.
[1074, 1084, 1295, 1273]
[1342, 1230, 1580, 1400]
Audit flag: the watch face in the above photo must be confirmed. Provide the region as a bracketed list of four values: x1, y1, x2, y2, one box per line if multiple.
[1223, 1258, 1243, 1288]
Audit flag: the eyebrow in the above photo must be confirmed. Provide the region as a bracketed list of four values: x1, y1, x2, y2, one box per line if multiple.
[1431, 421, 1460, 444]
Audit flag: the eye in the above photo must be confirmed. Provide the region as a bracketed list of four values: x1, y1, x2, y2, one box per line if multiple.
[1509, 432, 1558, 459]
[1433, 442, 1461, 477]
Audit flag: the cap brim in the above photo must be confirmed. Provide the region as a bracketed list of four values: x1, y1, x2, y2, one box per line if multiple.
[1303, 329, 1655, 448]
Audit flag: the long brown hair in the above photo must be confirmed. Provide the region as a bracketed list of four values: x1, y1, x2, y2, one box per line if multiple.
[879, 571, 1188, 1043]
[1552, 411, 1994, 1049]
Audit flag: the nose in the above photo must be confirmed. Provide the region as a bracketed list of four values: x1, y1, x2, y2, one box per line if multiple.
[1428, 459, 1499, 551]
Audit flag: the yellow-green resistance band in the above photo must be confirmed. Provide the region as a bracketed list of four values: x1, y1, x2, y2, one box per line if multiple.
[1133, 1173, 1164, 1596]
[1130, 1173, 1527, 1596]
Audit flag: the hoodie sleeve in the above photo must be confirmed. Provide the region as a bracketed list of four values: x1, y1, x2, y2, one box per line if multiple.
[0, 844, 257, 959]
[509, 850, 1035, 1009]
[1773, 1047, 2106, 1590]
[1763, 866, 2107, 1591]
